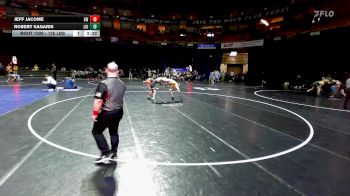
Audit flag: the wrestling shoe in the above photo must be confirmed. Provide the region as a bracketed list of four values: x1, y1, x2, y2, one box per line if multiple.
[110, 152, 118, 161]
[94, 154, 110, 164]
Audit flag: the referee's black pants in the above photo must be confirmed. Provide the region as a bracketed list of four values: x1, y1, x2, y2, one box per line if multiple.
[92, 108, 123, 155]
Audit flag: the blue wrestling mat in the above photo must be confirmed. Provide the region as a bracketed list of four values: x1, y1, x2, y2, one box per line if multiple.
[0, 87, 54, 116]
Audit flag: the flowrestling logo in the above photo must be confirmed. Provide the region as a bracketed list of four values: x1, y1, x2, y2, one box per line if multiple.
[313, 10, 334, 23]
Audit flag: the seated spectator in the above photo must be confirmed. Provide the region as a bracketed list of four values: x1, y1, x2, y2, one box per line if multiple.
[12, 64, 18, 74]
[119, 69, 124, 77]
[6, 63, 12, 74]
[32, 64, 39, 71]
[0, 62, 4, 75]
[71, 69, 77, 79]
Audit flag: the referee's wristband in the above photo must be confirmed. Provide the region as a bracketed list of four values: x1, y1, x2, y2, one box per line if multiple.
[92, 110, 99, 116]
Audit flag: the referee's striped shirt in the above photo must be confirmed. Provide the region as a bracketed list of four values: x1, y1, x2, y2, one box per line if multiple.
[94, 77, 126, 111]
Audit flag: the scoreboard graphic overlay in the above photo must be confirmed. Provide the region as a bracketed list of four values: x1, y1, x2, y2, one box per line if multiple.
[12, 15, 101, 37]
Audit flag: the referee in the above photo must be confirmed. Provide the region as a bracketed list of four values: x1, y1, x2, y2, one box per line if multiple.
[91, 61, 126, 164]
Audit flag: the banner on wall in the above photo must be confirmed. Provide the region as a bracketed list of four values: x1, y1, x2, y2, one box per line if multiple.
[190, 6, 289, 25]
[117, 6, 289, 25]
[197, 44, 217, 49]
[221, 39, 264, 49]
[23, 0, 54, 7]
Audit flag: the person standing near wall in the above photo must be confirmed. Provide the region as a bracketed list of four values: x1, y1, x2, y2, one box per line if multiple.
[51, 63, 57, 80]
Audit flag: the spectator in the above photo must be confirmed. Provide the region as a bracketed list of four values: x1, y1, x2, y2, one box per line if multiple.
[0, 62, 4, 75]
[33, 64, 39, 71]
[51, 63, 57, 80]
[343, 74, 350, 109]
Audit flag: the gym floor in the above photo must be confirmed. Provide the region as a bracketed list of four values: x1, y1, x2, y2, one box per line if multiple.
[0, 77, 349, 196]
